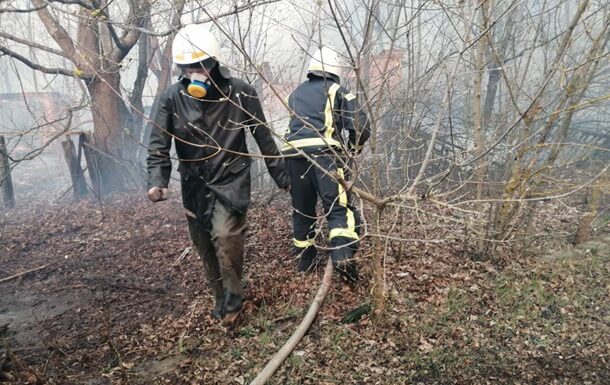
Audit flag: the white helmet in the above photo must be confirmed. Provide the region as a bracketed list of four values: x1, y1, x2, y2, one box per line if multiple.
[307, 46, 343, 78]
[172, 24, 223, 66]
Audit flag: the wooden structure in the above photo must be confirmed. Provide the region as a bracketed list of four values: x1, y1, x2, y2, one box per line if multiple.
[0, 92, 95, 205]
[0, 135, 15, 209]
[61, 136, 88, 199]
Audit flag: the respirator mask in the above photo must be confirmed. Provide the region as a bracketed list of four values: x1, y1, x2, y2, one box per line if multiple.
[187, 72, 211, 99]
[182, 59, 217, 99]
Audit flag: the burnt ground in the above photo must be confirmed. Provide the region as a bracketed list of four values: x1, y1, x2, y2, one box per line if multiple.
[0, 193, 609, 384]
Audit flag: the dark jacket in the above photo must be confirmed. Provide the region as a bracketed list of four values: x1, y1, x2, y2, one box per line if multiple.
[282, 74, 370, 155]
[147, 73, 289, 228]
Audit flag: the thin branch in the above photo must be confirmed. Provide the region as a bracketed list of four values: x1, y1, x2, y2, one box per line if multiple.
[0, 46, 92, 80]
[0, 263, 55, 284]
[405, 3, 478, 196]
[49, 0, 94, 9]
[107, 0, 283, 37]
[111, 0, 150, 62]
[32, 0, 80, 65]
[0, 4, 47, 13]
[0, 31, 68, 59]
[460, 0, 591, 167]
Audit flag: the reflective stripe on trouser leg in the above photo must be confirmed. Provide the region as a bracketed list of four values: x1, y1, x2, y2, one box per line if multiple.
[328, 168, 358, 241]
[287, 158, 318, 252]
[312, 157, 360, 261]
[293, 238, 315, 249]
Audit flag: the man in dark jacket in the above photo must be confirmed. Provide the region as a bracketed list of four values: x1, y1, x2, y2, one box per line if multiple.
[282, 46, 370, 283]
[147, 24, 289, 324]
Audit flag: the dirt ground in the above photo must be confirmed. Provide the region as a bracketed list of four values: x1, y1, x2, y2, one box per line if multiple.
[0, 193, 609, 384]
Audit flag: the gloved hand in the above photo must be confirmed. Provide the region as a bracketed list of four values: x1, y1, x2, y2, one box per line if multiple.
[147, 187, 168, 202]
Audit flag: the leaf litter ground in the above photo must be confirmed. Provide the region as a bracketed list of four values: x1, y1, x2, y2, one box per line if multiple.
[0, 193, 608, 384]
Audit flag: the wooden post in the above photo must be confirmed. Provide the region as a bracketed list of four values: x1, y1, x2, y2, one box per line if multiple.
[0, 135, 15, 209]
[81, 133, 101, 198]
[61, 136, 88, 199]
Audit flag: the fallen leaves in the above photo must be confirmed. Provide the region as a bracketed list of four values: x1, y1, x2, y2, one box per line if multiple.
[0, 194, 608, 384]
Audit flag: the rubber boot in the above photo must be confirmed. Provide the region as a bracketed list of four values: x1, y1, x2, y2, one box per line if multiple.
[331, 247, 359, 284]
[211, 292, 225, 320]
[335, 260, 359, 284]
[222, 291, 243, 328]
[297, 246, 317, 273]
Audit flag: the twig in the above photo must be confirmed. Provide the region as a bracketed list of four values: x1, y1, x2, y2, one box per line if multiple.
[178, 299, 199, 353]
[0, 263, 53, 284]
[174, 246, 192, 265]
[249, 259, 333, 385]
[54, 184, 74, 202]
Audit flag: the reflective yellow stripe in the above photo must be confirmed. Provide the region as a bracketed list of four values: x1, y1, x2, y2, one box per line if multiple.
[324, 83, 341, 141]
[308, 64, 325, 72]
[293, 238, 315, 248]
[191, 51, 207, 60]
[175, 51, 208, 62]
[329, 168, 358, 241]
[283, 83, 341, 152]
[281, 137, 342, 151]
[329, 228, 358, 240]
[344, 92, 356, 101]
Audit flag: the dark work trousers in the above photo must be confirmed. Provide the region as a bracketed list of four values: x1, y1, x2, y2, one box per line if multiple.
[187, 199, 247, 314]
[286, 154, 360, 265]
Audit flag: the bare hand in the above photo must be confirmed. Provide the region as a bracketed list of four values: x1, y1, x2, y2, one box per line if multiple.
[147, 187, 168, 202]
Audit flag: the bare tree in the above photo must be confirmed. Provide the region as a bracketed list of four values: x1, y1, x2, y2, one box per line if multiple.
[1, 0, 608, 323]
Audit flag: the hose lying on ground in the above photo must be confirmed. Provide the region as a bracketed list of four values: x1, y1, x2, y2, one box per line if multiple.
[249, 259, 334, 385]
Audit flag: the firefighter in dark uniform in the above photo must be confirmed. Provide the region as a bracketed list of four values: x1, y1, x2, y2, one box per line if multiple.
[146, 24, 289, 324]
[283, 46, 370, 283]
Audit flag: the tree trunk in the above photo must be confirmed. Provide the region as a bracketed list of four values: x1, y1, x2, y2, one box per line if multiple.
[470, 1, 488, 256]
[140, 6, 182, 167]
[128, 16, 151, 163]
[81, 133, 101, 199]
[87, 73, 127, 194]
[574, 181, 602, 245]
[0, 136, 15, 209]
[61, 137, 88, 200]
[490, 1, 590, 247]
[372, 206, 386, 314]
[482, 6, 513, 128]
[472, 1, 486, 201]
